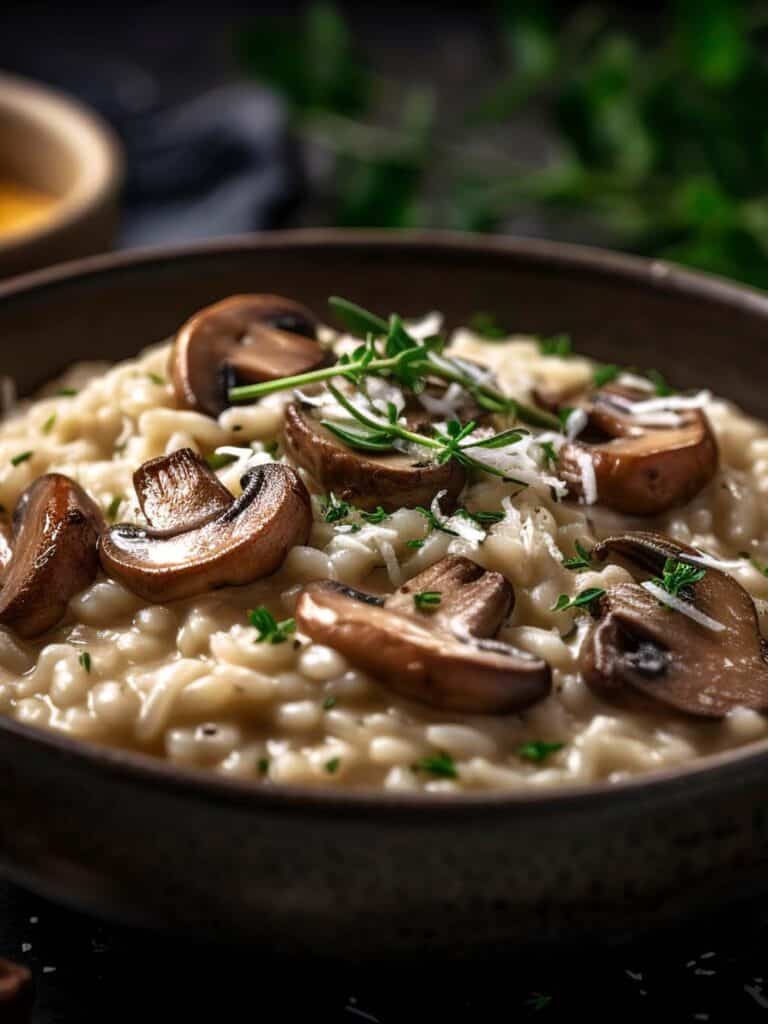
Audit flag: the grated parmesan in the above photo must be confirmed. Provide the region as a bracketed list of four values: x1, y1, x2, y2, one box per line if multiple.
[641, 581, 725, 632]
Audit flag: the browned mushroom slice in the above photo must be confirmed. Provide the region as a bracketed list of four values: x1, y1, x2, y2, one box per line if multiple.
[0, 474, 103, 637]
[134, 448, 232, 531]
[171, 294, 329, 416]
[557, 386, 718, 516]
[283, 402, 466, 512]
[581, 531, 768, 717]
[296, 555, 550, 713]
[100, 463, 311, 602]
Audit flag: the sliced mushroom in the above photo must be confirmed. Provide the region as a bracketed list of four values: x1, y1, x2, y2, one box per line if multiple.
[581, 531, 768, 717]
[283, 402, 466, 512]
[171, 294, 328, 417]
[557, 385, 718, 515]
[100, 463, 311, 602]
[296, 555, 551, 713]
[134, 448, 232, 531]
[0, 474, 103, 637]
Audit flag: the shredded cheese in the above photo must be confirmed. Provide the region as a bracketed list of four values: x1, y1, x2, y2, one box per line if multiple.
[641, 581, 726, 632]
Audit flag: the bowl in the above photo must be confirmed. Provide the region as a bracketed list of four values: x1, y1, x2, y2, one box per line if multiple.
[1, 230, 767, 956]
[0, 72, 121, 279]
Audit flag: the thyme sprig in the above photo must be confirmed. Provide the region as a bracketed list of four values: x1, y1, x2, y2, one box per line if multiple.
[228, 297, 560, 431]
[319, 383, 530, 482]
[651, 558, 706, 600]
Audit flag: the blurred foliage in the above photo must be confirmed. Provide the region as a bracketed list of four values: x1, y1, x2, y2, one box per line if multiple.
[238, 0, 768, 288]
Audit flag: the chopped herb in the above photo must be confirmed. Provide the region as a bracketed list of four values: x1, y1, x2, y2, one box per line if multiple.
[205, 451, 238, 470]
[646, 368, 674, 397]
[562, 540, 593, 572]
[10, 451, 33, 467]
[406, 539, 425, 549]
[416, 505, 459, 536]
[147, 372, 166, 386]
[249, 606, 297, 644]
[538, 333, 572, 357]
[105, 495, 123, 522]
[517, 740, 564, 764]
[457, 507, 505, 526]
[264, 440, 279, 458]
[322, 695, 337, 710]
[551, 588, 606, 612]
[55, 387, 78, 397]
[469, 311, 508, 339]
[557, 407, 574, 430]
[526, 992, 553, 1012]
[78, 652, 91, 673]
[322, 492, 352, 523]
[413, 751, 458, 779]
[42, 413, 56, 434]
[539, 440, 558, 467]
[651, 558, 706, 600]
[593, 363, 620, 388]
[414, 590, 442, 610]
[360, 505, 389, 524]
[257, 757, 270, 775]
[325, 757, 341, 774]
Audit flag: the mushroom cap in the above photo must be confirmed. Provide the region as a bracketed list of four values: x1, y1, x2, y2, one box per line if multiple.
[171, 294, 328, 417]
[581, 531, 768, 717]
[558, 387, 718, 516]
[283, 402, 466, 512]
[134, 447, 232, 531]
[296, 555, 550, 713]
[100, 463, 312, 602]
[0, 474, 103, 637]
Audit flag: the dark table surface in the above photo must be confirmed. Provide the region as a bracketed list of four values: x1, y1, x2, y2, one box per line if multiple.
[4, 3, 768, 1020]
[4, 876, 768, 1023]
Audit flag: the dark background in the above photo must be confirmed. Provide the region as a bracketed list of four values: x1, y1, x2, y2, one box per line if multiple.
[3, 2, 768, 1020]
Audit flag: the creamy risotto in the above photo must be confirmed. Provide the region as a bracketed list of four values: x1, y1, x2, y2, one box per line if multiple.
[0, 293, 767, 793]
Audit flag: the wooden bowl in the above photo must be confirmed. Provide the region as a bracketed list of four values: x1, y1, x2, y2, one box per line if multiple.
[0, 72, 121, 279]
[0, 231, 767, 956]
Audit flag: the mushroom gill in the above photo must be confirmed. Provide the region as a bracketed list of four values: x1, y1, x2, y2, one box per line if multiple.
[282, 401, 466, 513]
[296, 555, 551, 713]
[100, 459, 312, 602]
[134, 447, 232, 531]
[170, 294, 329, 417]
[580, 531, 768, 717]
[557, 385, 718, 515]
[0, 474, 103, 637]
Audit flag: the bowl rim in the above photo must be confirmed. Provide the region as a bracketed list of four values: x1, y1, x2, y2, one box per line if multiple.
[0, 71, 122, 253]
[2, 226, 768, 820]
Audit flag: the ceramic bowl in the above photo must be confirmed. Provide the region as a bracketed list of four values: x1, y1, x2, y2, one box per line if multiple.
[1, 231, 767, 956]
[0, 72, 121, 279]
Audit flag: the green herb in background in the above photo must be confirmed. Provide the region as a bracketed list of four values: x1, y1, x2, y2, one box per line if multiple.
[105, 495, 123, 523]
[237, 0, 768, 288]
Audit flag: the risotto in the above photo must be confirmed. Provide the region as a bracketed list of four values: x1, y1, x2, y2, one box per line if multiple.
[0, 293, 767, 794]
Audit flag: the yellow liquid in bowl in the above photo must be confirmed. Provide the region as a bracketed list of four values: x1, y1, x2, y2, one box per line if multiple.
[0, 180, 57, 237]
